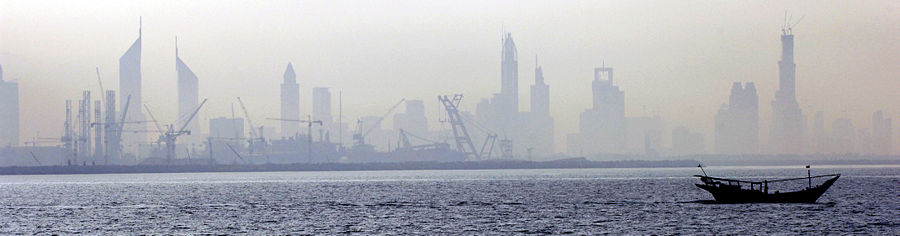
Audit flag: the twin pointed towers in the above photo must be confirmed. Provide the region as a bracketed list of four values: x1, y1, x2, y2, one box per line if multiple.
[118, 18, 201, 152]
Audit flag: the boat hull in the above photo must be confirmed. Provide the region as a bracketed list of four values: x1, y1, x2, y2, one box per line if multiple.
[695, 176, 839, 203]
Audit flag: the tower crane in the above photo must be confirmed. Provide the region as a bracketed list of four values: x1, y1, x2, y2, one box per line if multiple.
[135, 99, 207, 164]
[437, 94, 503, 160]
[162, 99, 207, 164]
[438, 95, 479, 160]
[237, 97, 265, 155]
[352, 99, 405, 147]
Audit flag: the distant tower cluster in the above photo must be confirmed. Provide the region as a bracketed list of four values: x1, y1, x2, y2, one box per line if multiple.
[474, 32, 557, 158]
[769, 29, 805, 154]
[0, 65, 20, 147]
[280, 63, 300, 137]
[715, 82, 759, 154]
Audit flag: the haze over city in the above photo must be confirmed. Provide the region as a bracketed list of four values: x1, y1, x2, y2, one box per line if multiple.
[3, 1, 900, 234]
[1, 0, 898, 158]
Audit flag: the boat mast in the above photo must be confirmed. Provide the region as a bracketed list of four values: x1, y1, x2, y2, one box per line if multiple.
[807, 165, 811, 189]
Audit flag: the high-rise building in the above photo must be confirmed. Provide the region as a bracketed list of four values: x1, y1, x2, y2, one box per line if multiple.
[872, 110, 893, 155]
[104, 91, 121, 161]
[77, 91, 92, 160]
[280, 63, 300, 137]
[500, 33, 519, 120]
[119, 18, 146, 155]
[478, 33, 522, 137]
[714, 82, 759, 154]
[522, 58, 554, 156]
[175, 39, 199, 143]
[0, 64, 19, 147]
[530, 59, 549, 117]
[312, 87, 332, 141]
[568, 66, 626, 155]
[770, 28, 805, 154]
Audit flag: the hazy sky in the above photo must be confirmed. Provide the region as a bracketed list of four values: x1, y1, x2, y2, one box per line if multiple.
[1, 0, 898, 151]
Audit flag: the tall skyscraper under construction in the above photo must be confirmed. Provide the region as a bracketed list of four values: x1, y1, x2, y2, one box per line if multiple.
[280, 63, 300, 137]
[770, 27, 805, 154]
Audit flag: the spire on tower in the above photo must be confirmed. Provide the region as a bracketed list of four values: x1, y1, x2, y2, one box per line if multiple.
[175, 36, 178, 57]
[139, 16, 142, 38]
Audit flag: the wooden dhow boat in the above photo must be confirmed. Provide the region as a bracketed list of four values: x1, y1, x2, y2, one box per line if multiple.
[694, 165, 840, 203]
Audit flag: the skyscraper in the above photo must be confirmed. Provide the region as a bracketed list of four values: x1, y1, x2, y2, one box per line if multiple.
[0, 64, 20, 147]
[568, 66, 626, 155]
[715, 82, 759, 154]
[175, 38, 199, 142]
[280, 63, 300, 137]
[119, 18, 146, 154]
[500, 33, 519, 120]
[312, 87, 332, 141]
[530, 59, 549, 117]
[523, 58, 554, 156]
[770, 28, 805, 154]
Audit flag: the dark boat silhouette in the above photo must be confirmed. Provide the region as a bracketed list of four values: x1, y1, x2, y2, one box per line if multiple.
[694, 165, 840, 203]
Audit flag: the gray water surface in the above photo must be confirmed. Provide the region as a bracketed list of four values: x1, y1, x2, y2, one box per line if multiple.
[1, 166, 898, 234]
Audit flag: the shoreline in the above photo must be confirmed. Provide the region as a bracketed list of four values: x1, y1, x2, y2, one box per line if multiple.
[1, 158, 897, 176]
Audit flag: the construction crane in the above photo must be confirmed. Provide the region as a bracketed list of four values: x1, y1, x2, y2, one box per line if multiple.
[138, 99, 207, 164]
[236, 97, 265, 156]
[352, 99, 405, 147]
[438, 94, 479, 160]
[162, 99, 207, 164]
[268, 116, 322, 163]
[395, 129, 451, 152]
[109, 95, 132, 161]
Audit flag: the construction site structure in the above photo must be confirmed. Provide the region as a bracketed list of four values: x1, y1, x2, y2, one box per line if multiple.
[438, 94, 480, 160]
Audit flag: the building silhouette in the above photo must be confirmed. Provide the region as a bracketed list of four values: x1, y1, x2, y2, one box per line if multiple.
[393, 100, 428, 139]
[280, 63, 300, 137]
[872, 110, 892, 155]
[522, 58, 554, 156]
[770, 29, 805, 154]
[0, 65, 19, 147]
[627, 116, 664, 155]
[499, 33, 519, 124]
[312, 87, 332, 142]
[672, 126, 704, 156]
[119, 19, 146, 155]
[568, 66, 626, 155]
[175, 39, 199, 144]
[715, 82, 759, 154]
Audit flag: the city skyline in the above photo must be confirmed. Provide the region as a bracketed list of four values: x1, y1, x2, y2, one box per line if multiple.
[1, 1, 898, 155]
